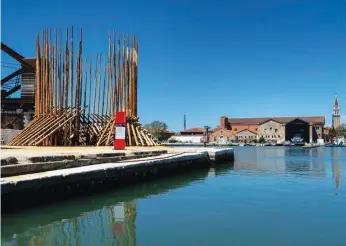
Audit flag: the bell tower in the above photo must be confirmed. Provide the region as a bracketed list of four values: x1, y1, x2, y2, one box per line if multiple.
[332, 95, 340, 129]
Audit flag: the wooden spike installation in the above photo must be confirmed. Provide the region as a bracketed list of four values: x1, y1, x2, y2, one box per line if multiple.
[8, 27, 158, 146]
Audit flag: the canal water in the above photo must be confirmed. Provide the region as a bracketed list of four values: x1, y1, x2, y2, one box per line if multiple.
[2, 147, 346, 246]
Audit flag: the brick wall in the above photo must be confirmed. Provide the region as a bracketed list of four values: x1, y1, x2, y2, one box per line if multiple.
[209, 129, 234, 143]
[220, 116, 229, 129]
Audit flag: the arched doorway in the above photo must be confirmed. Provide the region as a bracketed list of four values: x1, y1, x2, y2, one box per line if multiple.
[285, 119, 309, 142]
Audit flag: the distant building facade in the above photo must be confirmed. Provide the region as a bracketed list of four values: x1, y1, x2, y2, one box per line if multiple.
[208, 128, 234, 144]
[258, 119, 285, 142]
[219, 115, 325, 143]
[170, 128, 205, 143]
[170, 127, 235, 144]
[235, 129, 257, 143]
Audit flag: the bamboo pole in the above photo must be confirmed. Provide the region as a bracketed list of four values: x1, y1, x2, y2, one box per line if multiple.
[35, 34, 40, 116]
[96, 55, 102, 120]
[69, 26, 74, 143]
[130, 123, 139, 146]
[126, 122, 132, 146]
[135, 125, 144, 146]
[101, 55, 106, 118]
[75, 28, 82, 145]
[13, 29, 149, 147]
[54, 28, 58, 115]
[64, 28, 69, 145]
[106, 119, 116, 145]
[59, 28, 63, 111]
[113, 32, 118, 113]
[31, 108, 86, 146]
[97, 118, 113, 146]
[134, 36, 138, 117]
[92, 55, 98, 129]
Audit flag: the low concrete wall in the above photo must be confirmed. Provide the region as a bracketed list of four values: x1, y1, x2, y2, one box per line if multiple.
[1, 148, 235, 212]
[1, 152, 212, 212]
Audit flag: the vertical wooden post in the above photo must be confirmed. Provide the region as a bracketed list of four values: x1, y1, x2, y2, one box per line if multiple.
[64, 28, 69, 146]
[75, 28, 82, 145]
[70, 26, 74, 143]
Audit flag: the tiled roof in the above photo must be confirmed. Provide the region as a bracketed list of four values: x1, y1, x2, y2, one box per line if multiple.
[228, 116, 325, 125]
[211, 128, 233, 134]
[210, 127, 220, 132]
[180, 127, 205, 133]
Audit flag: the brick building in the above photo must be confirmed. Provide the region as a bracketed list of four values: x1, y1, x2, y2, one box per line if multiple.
[208, 128, 234, 144]
[219, 115, 325, 143]
[235, 129, 257, 143]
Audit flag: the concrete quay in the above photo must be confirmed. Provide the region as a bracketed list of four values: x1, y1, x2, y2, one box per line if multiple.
[1, 146, 234, 211]
[1, 147, 168, 177]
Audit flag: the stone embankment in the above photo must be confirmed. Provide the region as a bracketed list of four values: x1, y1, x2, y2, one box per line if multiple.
[1, 146, 234, 211]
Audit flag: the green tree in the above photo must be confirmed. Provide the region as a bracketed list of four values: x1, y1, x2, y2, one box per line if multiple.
[335, 124, 346, 137]
[258, 136, 265, 143]
[144, 120, 169, 141]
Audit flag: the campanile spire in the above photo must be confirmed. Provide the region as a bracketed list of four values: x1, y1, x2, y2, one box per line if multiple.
[332, 95, 340, 129]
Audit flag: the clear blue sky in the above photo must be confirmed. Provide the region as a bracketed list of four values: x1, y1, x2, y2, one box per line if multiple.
[2, 0, 346, 131]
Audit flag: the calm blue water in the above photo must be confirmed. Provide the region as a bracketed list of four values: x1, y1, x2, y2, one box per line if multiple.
[2, 147, 346, 246]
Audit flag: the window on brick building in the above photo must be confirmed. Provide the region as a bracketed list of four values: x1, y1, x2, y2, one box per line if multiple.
[278, 135, 280, 138]
[234, 128, 237, 131]
[270, 127, 272, 130]
[214, 137, 216, 141]
[275, 129, 278, 132]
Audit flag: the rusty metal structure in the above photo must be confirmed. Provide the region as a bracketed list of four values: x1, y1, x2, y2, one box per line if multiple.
[8, 27, 157, 146]
[1, 43, 36, 129]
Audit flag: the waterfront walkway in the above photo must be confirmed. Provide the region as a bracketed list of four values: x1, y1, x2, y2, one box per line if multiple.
[1, 146, 234, 211]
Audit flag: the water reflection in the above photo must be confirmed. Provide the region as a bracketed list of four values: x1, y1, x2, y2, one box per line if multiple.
[2, 202, 137, 246]
[2, 147, 345, 246]
[331, 148, 341, 190]
[2, 165, 233, 246]
[233, 147, 326, 177]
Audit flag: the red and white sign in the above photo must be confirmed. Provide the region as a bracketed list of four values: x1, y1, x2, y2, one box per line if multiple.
[114, 112, 126, 150]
